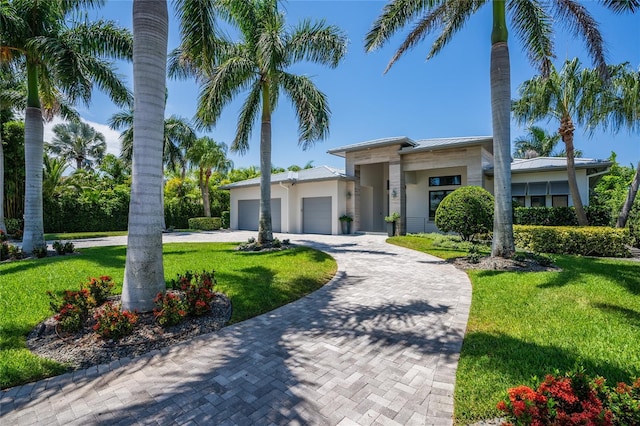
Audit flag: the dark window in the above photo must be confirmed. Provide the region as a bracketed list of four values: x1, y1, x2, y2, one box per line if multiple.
[531, 196, 546, 207]
[552, 195, 568, 207]
[512, 196, 526, 207]
[512, 183, 527, 196]
[429, 175, 461, 187]
[429, 190, 455, 219]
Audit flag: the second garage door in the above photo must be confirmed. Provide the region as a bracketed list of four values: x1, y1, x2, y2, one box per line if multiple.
[237, 199, 281, 232]
[302, 196, 332, 234]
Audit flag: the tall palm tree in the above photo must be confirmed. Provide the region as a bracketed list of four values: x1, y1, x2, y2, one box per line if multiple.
[514, 126, 561, 159]
[46, 120, 106, 170]
[1, 0, 132, 252]
[122, 0, 168, 312]
[187, 137, 233, 217]
[512, 58, 612, 225]
[365, 0, 636, 256]
[171, 0, 347, 244]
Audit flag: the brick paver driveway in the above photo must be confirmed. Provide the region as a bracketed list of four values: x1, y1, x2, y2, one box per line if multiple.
[1, 232, 471, 425]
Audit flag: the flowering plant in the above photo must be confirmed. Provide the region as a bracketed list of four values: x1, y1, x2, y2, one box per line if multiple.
[0, 229, 7, 242]
[171, 270, 217, 316]
[93, 302, 138, 339]
[496, 368, 640, 425]
[47, 289, 94, 332]
[82, 276, 115, 305]
[153, 292, 187, 327]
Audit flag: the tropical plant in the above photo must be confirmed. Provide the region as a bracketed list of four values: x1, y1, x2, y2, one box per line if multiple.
[364, 0, 637, 256]
[225, 166, 261, 183]
[1, 121, 25, 234]
[46, 121, 106, 170]
[122, 0, 169, 312]
[171, 0, 347, 244]
[42, 155, 69, 199]
[0, 0, 132, 252]
[512, 58, 618, 225]
[514, 126, 561, 159]
[435, 186, 494, 242]
[186, 137, 233, 217]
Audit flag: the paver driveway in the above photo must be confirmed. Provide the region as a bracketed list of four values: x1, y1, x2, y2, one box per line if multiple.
[1, 232, 472, 425]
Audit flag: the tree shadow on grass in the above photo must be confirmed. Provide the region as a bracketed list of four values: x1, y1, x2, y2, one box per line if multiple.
[592, 302, 640, 328]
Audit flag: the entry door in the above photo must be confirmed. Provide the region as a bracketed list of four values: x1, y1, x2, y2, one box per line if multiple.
[302, 197, 332, 234]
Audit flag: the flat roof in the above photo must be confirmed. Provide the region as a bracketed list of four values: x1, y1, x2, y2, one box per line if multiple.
[401, 136, 493, 154]
[327, 136, 416, 157]
[485, 157, 612, 174]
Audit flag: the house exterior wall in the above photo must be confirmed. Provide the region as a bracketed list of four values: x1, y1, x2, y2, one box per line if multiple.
[511, 169, 589, 207]
[229, 180, 344, 235]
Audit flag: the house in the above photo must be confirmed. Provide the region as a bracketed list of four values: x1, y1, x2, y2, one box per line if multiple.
[222, 136, 611, 235]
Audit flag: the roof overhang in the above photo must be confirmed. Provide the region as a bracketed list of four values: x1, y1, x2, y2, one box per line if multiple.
[327, 136, 416, 158]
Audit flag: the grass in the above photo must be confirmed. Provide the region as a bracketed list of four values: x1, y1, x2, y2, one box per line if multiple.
[44, 231, 128, 240]
[389, 235, 640, 425]
[0, 242, 337, 389]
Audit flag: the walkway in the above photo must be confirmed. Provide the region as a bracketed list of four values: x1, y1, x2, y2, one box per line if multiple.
[1, 232, 472, 425]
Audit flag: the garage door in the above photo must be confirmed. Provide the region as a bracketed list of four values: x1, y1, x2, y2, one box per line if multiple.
[237, 199, 281, 232]
[302, 197, 332, 234]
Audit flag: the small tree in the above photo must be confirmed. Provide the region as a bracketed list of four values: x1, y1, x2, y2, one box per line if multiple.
[435, 186, 494, 241]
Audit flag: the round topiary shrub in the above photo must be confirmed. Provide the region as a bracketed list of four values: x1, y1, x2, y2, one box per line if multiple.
[435, 186, 494, 241]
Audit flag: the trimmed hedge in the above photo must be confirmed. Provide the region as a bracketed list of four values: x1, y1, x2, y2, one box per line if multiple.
[221, 211, 230, 229]
[188, 217, 222, 231]
[514, 206, 611, 227]
[165, 199, 203, 229]
[514, 225, 631, 257]
[435, 186, 494, 241]
[44, 189, 129, 233]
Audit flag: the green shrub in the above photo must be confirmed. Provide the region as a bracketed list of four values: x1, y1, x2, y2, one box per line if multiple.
[52, 241, 74, 255]
[221, 211, 230, 229]
[514, 225, 631, 257]
[5, 218, 22, 235]
[435, 186, 494, 241]
[188, 217, 222, 231]
[514, 206, 612, 226]
[92, 302, 138, 340]
[165, 199, 203, 229]
[628, 208, 640, 249]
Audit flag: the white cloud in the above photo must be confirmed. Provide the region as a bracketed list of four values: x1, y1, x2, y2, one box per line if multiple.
[43, 117, 122, 157]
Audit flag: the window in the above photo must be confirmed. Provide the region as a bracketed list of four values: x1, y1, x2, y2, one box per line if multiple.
[549, 181, 569, 195]
[552, 195, 568, 207]
[512, 183, 527, 196]
[429, 175, 461, 187]
[429, 190, 455, 219]
[530, 196, 546, 207]
[512, 196, 526, 207]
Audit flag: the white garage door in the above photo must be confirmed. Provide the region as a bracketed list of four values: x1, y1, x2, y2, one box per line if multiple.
[237, 199, 281, 232]
[302, 197, 332, 234]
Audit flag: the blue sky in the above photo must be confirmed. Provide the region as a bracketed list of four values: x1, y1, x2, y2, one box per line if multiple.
[47, 0, 640, 171]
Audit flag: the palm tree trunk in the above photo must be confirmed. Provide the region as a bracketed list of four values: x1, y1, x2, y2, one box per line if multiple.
[203, 170, 211, 217]
[258, 85, 273, 244]
[490, 0, 514, 258]
[617, 161, 639, 228]
[122, 0, 168, 312]
[0, 127, 6, 234]
[559, 116, 588, 225]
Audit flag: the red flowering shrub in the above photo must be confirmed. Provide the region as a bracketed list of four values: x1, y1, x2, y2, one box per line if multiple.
[171, 270, 217, 316]
[82, 276, 115, 305]
[93, 302, 138, 340]
[497, 370, 640, 425]
[153, 292, 187, 327]
[0, 229, 7, 242]
[47, 289, 94, 332]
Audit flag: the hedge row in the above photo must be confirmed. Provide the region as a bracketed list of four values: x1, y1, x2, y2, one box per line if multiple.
[44, 192, 129, 233]
[514, 225, 631, 257]
[513, 206, 611, 227]
[188, 217, 222, 231]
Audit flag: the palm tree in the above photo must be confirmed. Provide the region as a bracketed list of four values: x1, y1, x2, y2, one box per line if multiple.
[122, 0, 168, 312]
[365, 0, 636, 256]
[1, 0, 132, 252]
[514, 126, 561, 159]
[187, 137, 233, 217]
[42, 155, 69, 199]
[594, 64, 639, 228]
[171, 0, 347, 244]
[512, 58, 612, 225]
[46, 121, 106, 170]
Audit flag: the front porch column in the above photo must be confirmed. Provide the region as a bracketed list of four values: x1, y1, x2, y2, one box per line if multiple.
[389, 161, 403, 235]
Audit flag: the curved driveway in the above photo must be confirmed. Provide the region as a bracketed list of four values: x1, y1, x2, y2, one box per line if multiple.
[1, 231, 471, 425]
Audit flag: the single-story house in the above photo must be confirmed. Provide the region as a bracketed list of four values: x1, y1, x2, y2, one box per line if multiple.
[221, 136, 611, 235]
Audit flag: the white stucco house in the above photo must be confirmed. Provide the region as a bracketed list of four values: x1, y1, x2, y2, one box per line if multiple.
[221, 136, 611, 235]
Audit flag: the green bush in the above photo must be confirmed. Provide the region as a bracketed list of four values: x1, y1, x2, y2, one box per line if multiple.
[221, 211, 230, 229]
[435, 186, 494, 241]
[188, 217, 222, 231]
[5, 218, 23, 235]
[514, 225, 631, 257]
[165, 198, 203, 229]
[629, 208, 640, 249]
[514, 206, 612, 226]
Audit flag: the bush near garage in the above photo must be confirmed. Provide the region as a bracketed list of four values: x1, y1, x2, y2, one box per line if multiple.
[188, 217, 222, 231]
[514, 225, 631, 257]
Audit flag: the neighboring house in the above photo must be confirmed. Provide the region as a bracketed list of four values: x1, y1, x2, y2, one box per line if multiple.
[222, 136, 610, 235]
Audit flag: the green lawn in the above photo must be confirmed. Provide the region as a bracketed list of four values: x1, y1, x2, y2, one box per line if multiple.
[388, 235, 640, 424]
[0, 242, 337, 389]
[44, 230, 129, 240]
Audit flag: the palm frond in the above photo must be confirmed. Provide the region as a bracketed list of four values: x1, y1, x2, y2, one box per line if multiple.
[552, 0, 608, 78]
[599, 0, 639, 13]
[428, 0, 484, 60]
[508, 0, 554, 77]
[285, 19, 348, 68]
[279, 71, 330, 148]
[231, 79, 262, 154]
[63, 20, 133, 61]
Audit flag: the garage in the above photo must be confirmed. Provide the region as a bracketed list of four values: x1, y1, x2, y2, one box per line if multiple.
[237, 199, 281, 232]
[302, 196, 332, 234]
